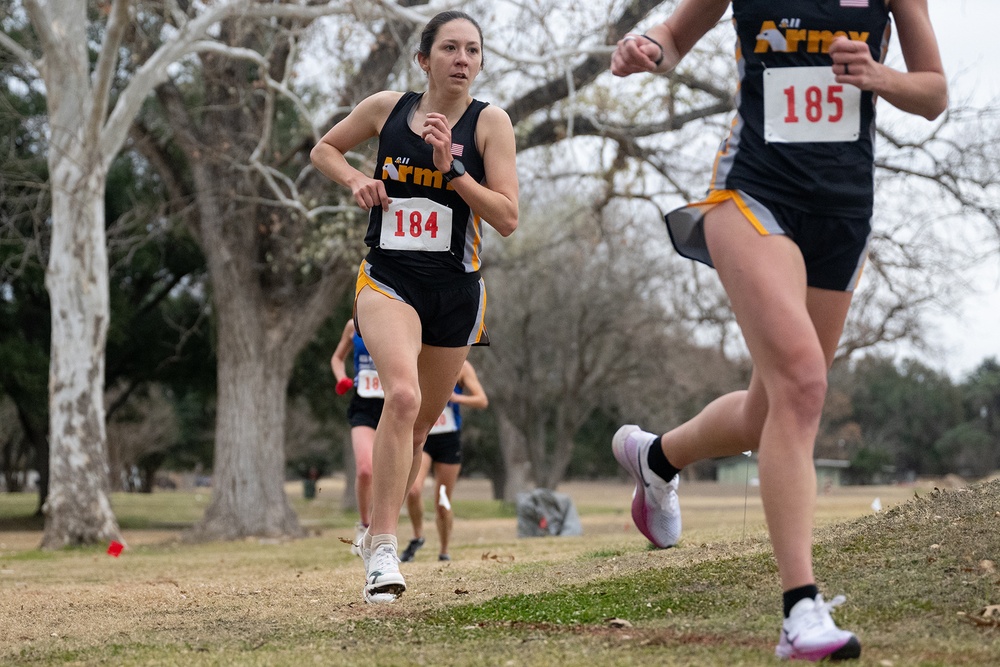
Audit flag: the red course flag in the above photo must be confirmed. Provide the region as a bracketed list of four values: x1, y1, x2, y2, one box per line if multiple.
[107, 541, 124, 557]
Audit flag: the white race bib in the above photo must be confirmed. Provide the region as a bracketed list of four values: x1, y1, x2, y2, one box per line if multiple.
[763, 66, 860, 143]
[380, 197, 452, 252]
[428, 406, 458, 435]
[356, 368, 384, 398]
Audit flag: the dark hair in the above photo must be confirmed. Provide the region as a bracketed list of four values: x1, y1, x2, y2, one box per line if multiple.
[415, 10, 485, 69]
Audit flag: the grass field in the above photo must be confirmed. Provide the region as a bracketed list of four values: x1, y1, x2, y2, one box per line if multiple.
[1, 476, 998, 666]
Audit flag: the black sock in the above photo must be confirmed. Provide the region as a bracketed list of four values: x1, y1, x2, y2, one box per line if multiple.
[783, 584, 819, 617]
[646, 436, 680, 481]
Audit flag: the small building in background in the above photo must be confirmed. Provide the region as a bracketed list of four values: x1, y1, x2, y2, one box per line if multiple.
[715, 454, 851, 489]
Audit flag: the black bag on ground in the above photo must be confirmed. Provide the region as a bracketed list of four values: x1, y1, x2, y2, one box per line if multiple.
[515, 488, 583, 537]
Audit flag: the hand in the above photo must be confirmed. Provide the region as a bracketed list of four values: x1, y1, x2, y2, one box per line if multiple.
[335, 377, 354, 395]
[611, 34, 663, 77]
[349, 175, 390, 211]
[829, 36, 877, 89]
[421, 112, 454, 172]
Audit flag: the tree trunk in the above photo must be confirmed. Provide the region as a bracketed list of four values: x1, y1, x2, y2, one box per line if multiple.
[189, 336, 304, 540]
[544, 407, 578, 489]
[33, 0, 121, 546]
[496, 411, 533, 502]
[184, 159, 324, 540]
[41, 148, 121, 548]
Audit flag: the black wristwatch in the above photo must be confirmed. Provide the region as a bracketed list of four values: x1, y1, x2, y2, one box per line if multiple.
[443, 159, 465, 183]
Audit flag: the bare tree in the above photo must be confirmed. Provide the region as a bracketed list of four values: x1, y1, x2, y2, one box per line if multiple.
[480, 192, 676, 496]
[0, 0, 359, 548]
[105, 383, 178, 492]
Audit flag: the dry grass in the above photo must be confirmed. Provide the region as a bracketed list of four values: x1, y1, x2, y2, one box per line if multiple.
[1, 476, 997, 666]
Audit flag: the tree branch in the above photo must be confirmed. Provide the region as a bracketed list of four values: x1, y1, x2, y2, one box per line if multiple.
[90, 0, 131, 144]
[505, 0, 665, 125]
[0, 28, 39, 69]
[99, 0, 356, 166]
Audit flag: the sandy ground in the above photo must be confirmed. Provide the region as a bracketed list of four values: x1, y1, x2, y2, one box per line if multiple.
[0, 477, 942, 661]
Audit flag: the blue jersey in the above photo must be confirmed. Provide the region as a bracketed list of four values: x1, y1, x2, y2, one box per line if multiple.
[351, 332, 375, 379]
[352, 332, 384, 399]
[710, 0, 891, 217]
[447, 384, 463, 431]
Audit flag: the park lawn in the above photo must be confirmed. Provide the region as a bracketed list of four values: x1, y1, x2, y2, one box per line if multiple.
[0, 477, 998, 666]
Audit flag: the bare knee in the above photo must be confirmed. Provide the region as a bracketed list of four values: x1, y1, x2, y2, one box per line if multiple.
[411, 431, 429, 456]
[383, 383, 420, 424]
[770, 359, 828, 428]
[355, 463, 373, 486]
[406, 484, 422, 505]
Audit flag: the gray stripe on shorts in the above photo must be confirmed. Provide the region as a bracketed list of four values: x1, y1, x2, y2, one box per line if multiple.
[845, 228, 873, 292]
[738, 190, 784, 236]
[363, 261, 404, 302]
[466, 278, 487, 346]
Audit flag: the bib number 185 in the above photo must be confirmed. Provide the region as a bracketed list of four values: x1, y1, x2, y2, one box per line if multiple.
[763, 66, 860, 143]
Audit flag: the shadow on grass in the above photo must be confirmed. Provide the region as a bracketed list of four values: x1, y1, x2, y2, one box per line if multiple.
[0, 513, 195, 532]
[0, 513, 44, 531]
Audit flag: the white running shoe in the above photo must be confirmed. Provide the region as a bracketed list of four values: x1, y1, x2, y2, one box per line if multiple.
[363, 543, 406, 604]
[776, 594, 861, 661]
[350, 522, 366, 558]
[611, 424, 681, 548]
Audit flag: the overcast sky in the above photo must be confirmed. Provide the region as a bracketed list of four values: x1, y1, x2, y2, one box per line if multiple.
[913, 0, 1000, 379]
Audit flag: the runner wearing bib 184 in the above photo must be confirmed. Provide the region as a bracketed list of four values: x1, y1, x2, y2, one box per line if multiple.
[311, 10, 518, 604]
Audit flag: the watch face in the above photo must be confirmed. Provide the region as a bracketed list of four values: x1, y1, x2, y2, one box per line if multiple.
[445, 159, 465, 182]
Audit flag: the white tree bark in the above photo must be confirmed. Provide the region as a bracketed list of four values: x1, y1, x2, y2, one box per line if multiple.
[30, 0, 120, 548]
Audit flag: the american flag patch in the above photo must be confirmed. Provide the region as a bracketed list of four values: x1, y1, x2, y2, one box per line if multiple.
[840, 0, 868, 7]
[450, 143, 464, 157]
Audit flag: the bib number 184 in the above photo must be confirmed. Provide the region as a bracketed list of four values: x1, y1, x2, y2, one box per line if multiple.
[380, 197, 453, 252]
[395, 209, 438, 240]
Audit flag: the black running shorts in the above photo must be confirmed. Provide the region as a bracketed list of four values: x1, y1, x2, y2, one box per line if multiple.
[423, 431, 462, 465]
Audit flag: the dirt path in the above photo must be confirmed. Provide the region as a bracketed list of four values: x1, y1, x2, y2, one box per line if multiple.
[0, 479, 931, 658]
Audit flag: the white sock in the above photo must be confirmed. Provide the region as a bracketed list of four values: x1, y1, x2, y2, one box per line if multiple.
[369, 533, 398, 553]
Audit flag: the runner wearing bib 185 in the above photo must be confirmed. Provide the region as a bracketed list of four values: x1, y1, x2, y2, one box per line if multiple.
[609, 0, 946, 661]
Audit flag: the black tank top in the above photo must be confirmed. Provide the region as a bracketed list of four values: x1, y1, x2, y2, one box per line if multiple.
[365, 91, 489, 277]
[711, 0, 891, 216]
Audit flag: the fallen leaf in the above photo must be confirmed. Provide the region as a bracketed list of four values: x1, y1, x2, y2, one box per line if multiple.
[958, 605, 1000, 628]
[480, 551, 515, 562]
